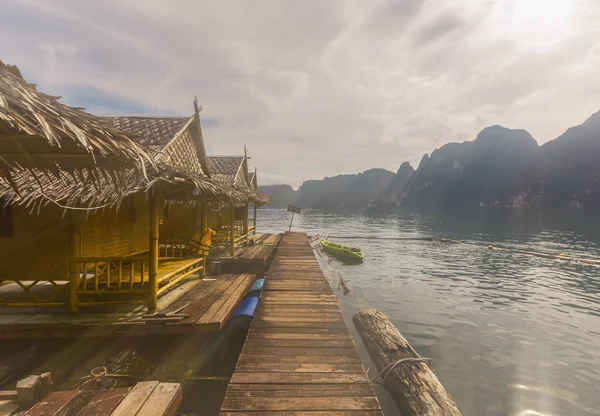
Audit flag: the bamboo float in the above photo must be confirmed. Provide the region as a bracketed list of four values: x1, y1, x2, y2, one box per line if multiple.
[353, 308, 462, 416]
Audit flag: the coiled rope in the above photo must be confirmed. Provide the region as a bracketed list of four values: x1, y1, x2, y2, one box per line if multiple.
[367, 358, 432, 387]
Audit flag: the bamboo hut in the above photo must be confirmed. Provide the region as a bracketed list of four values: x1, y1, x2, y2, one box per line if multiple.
[206, 150, 269, 256]
[0, 60, 239, 314]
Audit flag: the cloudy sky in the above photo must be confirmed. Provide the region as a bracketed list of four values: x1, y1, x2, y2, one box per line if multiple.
[1, 0, 599, 187]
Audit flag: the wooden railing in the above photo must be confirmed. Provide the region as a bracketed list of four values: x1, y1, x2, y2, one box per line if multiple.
[75, 256, 149, 298]
[0, 278, 69, 307]
[74, 246, 205, 308]
[159, 239, 194, 259]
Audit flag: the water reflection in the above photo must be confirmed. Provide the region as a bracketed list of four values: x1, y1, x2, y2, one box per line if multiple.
[257, 208, 600, 416]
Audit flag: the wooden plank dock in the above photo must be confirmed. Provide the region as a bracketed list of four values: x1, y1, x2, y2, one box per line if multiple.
[219, 234, 282, 274]
[220, 231, 382, 415]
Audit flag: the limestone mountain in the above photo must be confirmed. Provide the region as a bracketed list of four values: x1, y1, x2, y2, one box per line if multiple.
[296, 168, 396, 211]
[370, 162, 415, 209]
[387, 126, 539, 211]
[257, 184, 298, 208]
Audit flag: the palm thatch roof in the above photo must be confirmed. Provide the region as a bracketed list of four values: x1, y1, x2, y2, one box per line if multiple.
[0, 60, 154, 172]
[0, 58, 267, 209]
[208, 156, 245, 185]
[101, 116, 189, 150]
[102, 114, 210, 177]
[0, 163, 250, 212]
[207, 156, 269, 205]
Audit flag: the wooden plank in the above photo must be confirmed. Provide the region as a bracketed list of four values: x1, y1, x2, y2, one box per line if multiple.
[253, 316, 345, 324]
[237, 354, 362, 364]
[221, 397, 381, 411]
[250, 326, 349, 335]
[0, 400, 19, 416]
[244, 338, 355, 348]
[251, 321, 348, 329]
[256, 311, 344, 318]
[235, 362, 365, 373]
[230, 373, 368, 384]
[162, 275, 238, 323]
[224, 383, 375, 397]
[195, 274, 253, 328]
[111, 381, 159, 416]
[136, 383, 182, 416]
[220, 412, 384, 416]
[247, 333, 351, 341]
[23, 391, 81, 416]
[76, 388, 130, 416]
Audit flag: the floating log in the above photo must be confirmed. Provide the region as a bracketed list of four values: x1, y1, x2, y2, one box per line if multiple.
[353, 308, 462, 416]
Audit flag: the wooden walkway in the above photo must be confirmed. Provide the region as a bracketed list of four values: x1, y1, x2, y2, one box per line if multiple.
[221, 232, 382, 415]
[219, 234, 281, 274]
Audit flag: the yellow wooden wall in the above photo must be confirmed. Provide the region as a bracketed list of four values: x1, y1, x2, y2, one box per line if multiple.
[0, 205, 70, 280]
[80, 193, 150, 257]
[160, 204, 197, 240]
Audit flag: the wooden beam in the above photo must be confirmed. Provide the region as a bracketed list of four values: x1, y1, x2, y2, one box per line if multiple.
[149, 192, 160, 313]
[243, 203, 249, 236]
[229, 199, 235, 257]
[68, 215, 81, 314]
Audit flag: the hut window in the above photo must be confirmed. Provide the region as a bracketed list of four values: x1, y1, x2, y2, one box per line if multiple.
[0, 203, 13, 238]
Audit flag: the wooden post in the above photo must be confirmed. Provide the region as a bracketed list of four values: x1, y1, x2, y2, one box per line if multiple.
[353, 309, 462, 416]
[148, 192, 160, 312]
[229, 200, 235, 257]
[253, 203, 257, 233]
[201, 202, 208, 231]
[243, 203, 249, 239]
[68, 215, 80, 314]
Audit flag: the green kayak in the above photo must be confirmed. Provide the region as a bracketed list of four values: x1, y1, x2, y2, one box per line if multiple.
[320, 240, 364, 262]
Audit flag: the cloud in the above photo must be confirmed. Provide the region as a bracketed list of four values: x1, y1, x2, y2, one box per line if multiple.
[1, 0, 599, 187]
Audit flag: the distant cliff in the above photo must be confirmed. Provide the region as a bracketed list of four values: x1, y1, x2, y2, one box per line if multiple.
[296, 168, 395, 211]
[368, 110, 600, 211]
[262, 110, 600, 212]
[258, 184, 298, 208]
[390, 126, 539, 211]
[532, 110, 600, 208]
[370, 162, 415, 210]
[259, 168, 396, 211]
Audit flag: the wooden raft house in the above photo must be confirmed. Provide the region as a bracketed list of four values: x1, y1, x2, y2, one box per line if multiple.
[207, 151, 267, 256]
[0, 60, 270, 337]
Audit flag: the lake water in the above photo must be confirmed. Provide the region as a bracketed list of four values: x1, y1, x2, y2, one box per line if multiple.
[256, 208, 600, 416]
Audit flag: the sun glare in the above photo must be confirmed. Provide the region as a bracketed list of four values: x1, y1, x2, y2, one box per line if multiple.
[489, 0, 578, 49]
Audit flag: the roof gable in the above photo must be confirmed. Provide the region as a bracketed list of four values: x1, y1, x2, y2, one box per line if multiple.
[102, 116, 189, 150]
[208, 156, 246, 185]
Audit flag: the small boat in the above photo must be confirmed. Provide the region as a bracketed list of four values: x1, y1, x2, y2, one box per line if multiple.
[320, 240, 364, 262]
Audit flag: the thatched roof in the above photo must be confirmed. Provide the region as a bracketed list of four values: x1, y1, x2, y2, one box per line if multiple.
[0, 164, 249, 212]
[207, 156, 269, 205]
[102, 114, 210, 177]
[249, 170, 257, 190]
[208, 156, 245, 185]
[101, 116, 189, 150]
[0, 60, 154, 172]
[0, 58, 267, 209]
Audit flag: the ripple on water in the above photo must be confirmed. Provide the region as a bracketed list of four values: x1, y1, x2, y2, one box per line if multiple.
[257, 209, 600, 416]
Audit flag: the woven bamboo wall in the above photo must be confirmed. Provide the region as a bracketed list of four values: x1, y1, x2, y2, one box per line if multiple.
[80, 193, 150, 257]
[160, 204, 196, 240]
[0, 206, 70, 280]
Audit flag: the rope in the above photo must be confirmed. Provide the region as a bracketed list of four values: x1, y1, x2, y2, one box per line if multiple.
[79, 366, 135, 387]
[367, 358, 432, 387]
